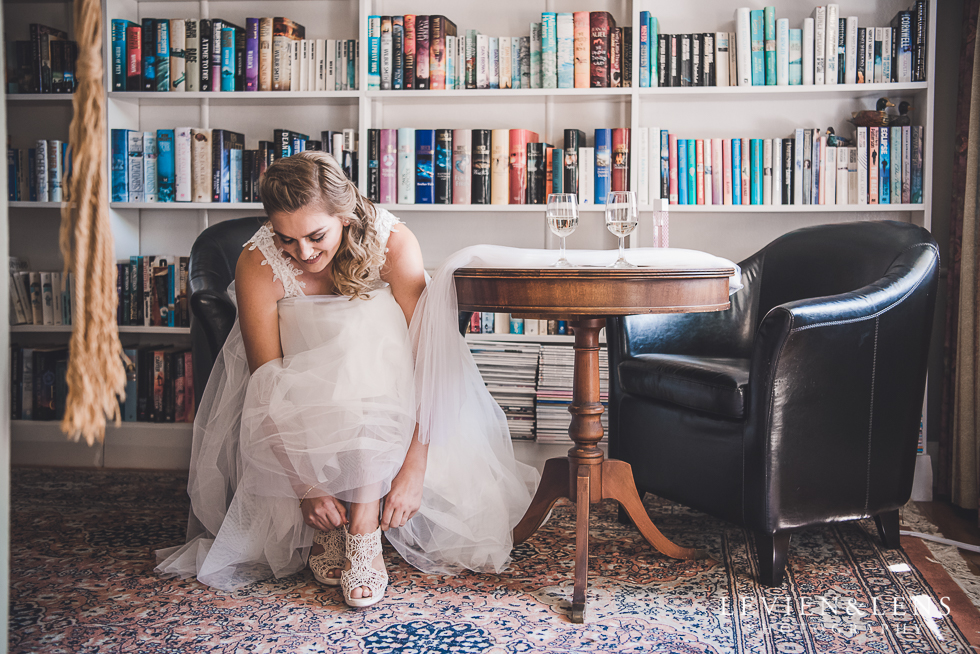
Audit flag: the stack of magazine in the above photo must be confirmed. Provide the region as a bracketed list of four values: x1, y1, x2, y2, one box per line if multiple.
[535, 344, 608, 443]
[468, 341, 540, 441]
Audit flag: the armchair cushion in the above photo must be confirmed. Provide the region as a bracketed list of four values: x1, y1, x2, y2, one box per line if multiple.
[619, 354, 750, 420]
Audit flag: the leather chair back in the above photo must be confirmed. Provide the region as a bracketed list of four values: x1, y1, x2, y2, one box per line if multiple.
[189, 217, 263, 403]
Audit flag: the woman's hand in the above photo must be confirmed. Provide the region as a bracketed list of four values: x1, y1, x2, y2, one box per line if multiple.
[301, 495, 348, 532]
[382, 460, 425, 531]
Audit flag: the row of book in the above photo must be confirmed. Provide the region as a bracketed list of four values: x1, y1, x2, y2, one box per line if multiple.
[4, 23, 77, 94]
[658, 125, 924, 206]
[115, 256, 190, 328]
[639, 3, 928, 88]
[365, 128, 629, 206]
[110, 127, 357, 204]
[110, 17, 359, 93]
[469, 341, 539, 441]
[466, 313, 571, 336]
[9, 259, 72, 327]
[367, 11, 630, 91]
[120, 346, 195, 423]
[7, 140, 71, 202]
[10, 345, 196, 423]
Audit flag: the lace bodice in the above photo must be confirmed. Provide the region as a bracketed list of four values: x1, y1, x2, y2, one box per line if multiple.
[244, 207, 401, 299]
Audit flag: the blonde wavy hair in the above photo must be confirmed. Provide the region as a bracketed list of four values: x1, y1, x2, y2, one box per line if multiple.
[259, 151, 385, 299]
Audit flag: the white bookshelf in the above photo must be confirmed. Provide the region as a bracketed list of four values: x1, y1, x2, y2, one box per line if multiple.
[6, 0, 938, 470]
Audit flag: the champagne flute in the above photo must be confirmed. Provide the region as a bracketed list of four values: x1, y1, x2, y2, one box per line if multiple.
[605, 190, 638, 268]
[547, 193, 579, 268]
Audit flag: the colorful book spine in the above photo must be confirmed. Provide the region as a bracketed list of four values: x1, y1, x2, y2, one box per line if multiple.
[660, 130, 670, 200]
[731, 138, 741, 205]
[126, 132, 144, 202]
[111, 20, 129, 91]
[703, 137, 713, 205]
[740, 137, 750, 204]
[639, 11, 650, 87]
[367, 16, 381, 90]
[415, 129, 434, 204]
[750, 10, 765, 85]
[220, 27, 235, 91]
[140, 19, 154, 91]
[868, 127, 879, 205]
[155, 19, 170, 92]
[245, 19, 259, 91]
[403, 15, 416, 90]
[490, 129, 510, 204]
[452, 129, 471, 205]
[902, 126, 912, 203]
[589, 12, 611, 87]
[381, 17, 393, 91]
[156, 129, 175, 202]
[380, 129, 397, 204]
[911, 126, 923, 203]
[471, 129, 491, 204]
[695, 139, 705, 204]
[685, 138, 696, 204]
[891, 125, 902, 204]
[126, 23, 141, 92]
[186, 19, 200, 92]
[750, 138, 763, 204]
[367, 129, 380, 202]
[611, 128, 630, 193]
[668, 133, 678, 203]
[764, 7, 776, 85]
[789, 29, 802, 85]
[542, 12, 557, 89]
[415, 15, 430, 89]
[110, 130, 128, 202]
[434, 128, 452, 204]
[527, 142, 546, 204]
[776, 18, 789, 85]
[529, 22, 542, 88]
[573, 11, 590, 88]
[551, 147, 564, 194]
[174, 127, 192, 202]
[677, 138, 688, 205]
[857, 127, 868, 204]
[711, 138, 723, 204]
[509, 129, 537, 204]
[594, 128, 611, 204]
[392, 17, 404, 90]
[170, 19, 186, 91]
[397, 128, 415, 204]
[556, 15, 574, 89]
[563, 129, 584, 196]
[878, 125, 890, 204]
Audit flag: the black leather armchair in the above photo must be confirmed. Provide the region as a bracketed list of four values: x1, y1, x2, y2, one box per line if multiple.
[606, 221, 939, 586]
[189, 217, 263, 405]
[188, 216, 473, 404]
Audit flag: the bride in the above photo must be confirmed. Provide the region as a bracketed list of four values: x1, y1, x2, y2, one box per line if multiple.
[156, 151, 539, 608]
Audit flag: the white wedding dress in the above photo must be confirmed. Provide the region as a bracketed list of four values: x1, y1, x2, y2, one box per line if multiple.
[155, 208, 540, 591]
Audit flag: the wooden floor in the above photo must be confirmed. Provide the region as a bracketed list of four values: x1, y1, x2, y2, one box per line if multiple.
[914, 501, 980, 576]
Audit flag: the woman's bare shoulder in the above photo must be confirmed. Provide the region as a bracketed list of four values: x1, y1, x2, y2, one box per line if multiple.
[236, 243, 285, 303]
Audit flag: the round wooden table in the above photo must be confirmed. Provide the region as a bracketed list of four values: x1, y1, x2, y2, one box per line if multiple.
[455, 265, 735, 623]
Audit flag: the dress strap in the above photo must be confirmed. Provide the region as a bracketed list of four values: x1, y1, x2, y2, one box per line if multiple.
[244, 224, 307, 299]
[374, 207, 401, 254]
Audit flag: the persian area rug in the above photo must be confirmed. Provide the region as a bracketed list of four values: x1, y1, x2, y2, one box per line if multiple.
[10, 467, 980, 654]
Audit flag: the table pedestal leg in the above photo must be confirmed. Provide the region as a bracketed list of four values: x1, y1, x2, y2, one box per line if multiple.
[512, 318, 706, 624]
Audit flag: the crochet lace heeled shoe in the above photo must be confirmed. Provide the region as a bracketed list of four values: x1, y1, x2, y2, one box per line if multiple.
[340, 526, 388, 608]
[309, 528, 345, 586]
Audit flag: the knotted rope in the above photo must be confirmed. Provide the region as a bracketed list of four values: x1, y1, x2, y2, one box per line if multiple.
[59, 0, 125, 445]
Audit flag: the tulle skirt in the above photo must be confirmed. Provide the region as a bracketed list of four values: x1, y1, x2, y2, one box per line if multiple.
[156, 284, 539, 590]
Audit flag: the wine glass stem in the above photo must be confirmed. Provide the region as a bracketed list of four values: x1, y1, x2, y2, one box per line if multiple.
[618, 236, 625, 261]
[560, 235, 566, 262]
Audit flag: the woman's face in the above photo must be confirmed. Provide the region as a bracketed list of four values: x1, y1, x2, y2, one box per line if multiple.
[268, 205, 346, 275]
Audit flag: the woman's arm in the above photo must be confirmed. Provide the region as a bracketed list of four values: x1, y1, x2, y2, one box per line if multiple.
[235, 245, 285, 373]
[379, 222, 431, 531]
[380, 223, 427, 325]
[235, 246, 347, 530]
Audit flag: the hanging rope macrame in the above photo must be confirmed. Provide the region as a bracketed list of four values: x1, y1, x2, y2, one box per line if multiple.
[59, 0, 125, 445]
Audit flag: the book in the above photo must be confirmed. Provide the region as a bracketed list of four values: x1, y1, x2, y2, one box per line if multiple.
[367, 129, 380, 202]
[856, 127, 868, 204]
[415, 129, 434, 204]
[824, 145, 837, 204]
[155, 129, 175, 202]
[902, 126, 912, 204]
[450, 129, 471, 205]
[802, 17, 814, 85]
[415, 15, 430, 89]
[126, 23, 141, 92]
[589, 12, 613, 88]
[749, 10, 764, 85]
[430, 16, 456, 90]
[825, 5, 839, 85]
[680, 34, 691, 86]
[612, 128, 630, 194]
[110, 20, 129, 91]
[138, 19, 154, 92]
[392, 17, 404, 90]
[527, 142, 547, 204]
[848, 147, 859, 203]
[122, 133, 142, 203]
[879, 126, 890, 204]
[636, 127, 650, 205]
[882, 26, 892, 83]
[782, 137, 795, 204]
[563, 129, 585, 196]
[189, 129, 211, 203]
[551, 147, 564, 194]
[574, 12, 590, 88]
[154, 18, 170, 92]
[272, 18, 304, 91]
[579, 147, 594, 205]
[557, 15, 574, 88]
[490, 129, 510, 205]
[869, 127, 879, 204]
[712, 137, 724, 204]
[715, 32, 730, 87]
[837, 145, 849, 205]
[893, 11, 913, 83]
[639, 12, 650, 87]
[911, 125, 923, 203]
[376, 17, 389, 91]
[776, 18, 789, 85]
[677, 138, 688, 205]
[471, 129, 491, 204]
[170, 19, 186, 91]
[735, 8, 752, 86]
[750, 138, 763, 204]
[379, 129, 397, 205]
[669, 133, 679, 203]
[844, 16, 858, 85]
[397, 128, 415, 205]
[434, 128, 452, 204]
[529, 23, 541, 88]
[594, 129, 611, 203]
[509, 129, 538, 204]
[891, 125, 903, 204]
[174, 127, 192, 202]
[695, 139, 705, 204]
[763, 138, 773, 204]
[542, 13, 557, 89]
[730, 138, 741, 205]
[764, 7, 777, 85]
[812, 6, 826, 85]
[740, 137, 751, 204]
